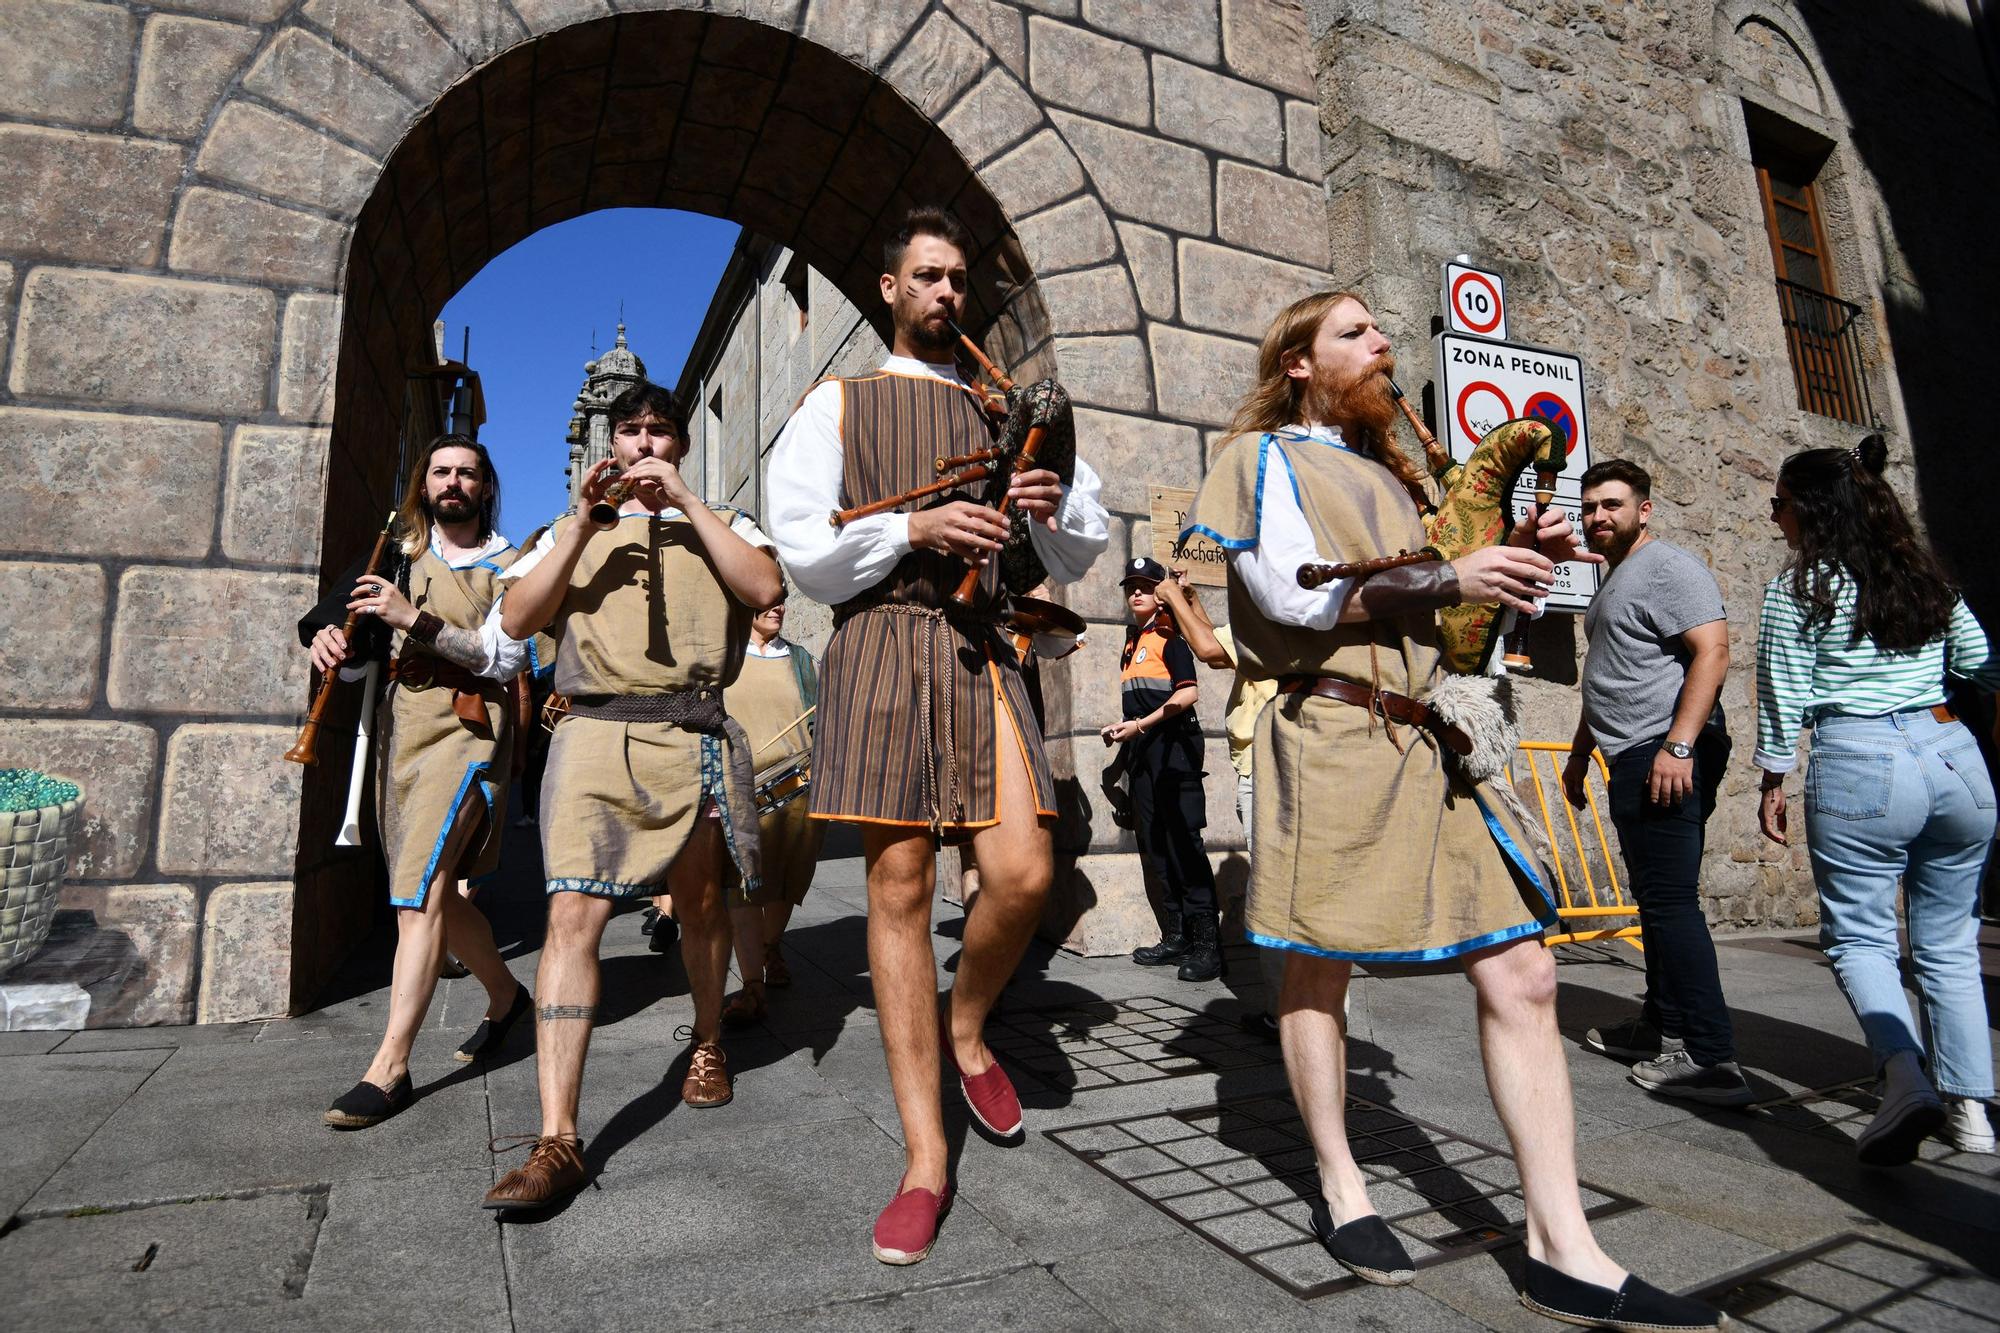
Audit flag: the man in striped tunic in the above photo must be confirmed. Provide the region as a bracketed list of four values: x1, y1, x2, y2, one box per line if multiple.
[767, 207, 1108, 1265]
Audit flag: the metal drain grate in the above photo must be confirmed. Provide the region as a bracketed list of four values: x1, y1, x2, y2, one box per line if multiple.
[1047, 1093, 1639, 1298]
[1749, 1080, 1996, 1176]
[1690, 1233, 1998, 1331]
[986, 996, 1278, 1094]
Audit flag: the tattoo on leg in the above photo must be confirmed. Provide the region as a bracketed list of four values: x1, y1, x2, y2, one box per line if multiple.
[537, 1004, 597, 1022]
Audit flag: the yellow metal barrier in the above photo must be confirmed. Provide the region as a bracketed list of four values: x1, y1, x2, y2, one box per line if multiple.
[1513, 741, 1643, 951]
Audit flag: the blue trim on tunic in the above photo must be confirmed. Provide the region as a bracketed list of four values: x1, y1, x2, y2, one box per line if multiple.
[543, 733, 761, 901]
[392, 758, 496, 910]
[1245, 787, 1557, 964]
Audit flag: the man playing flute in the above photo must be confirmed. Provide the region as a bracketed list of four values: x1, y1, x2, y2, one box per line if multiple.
[767, 206, 1108, 1265]
[482, 383, 782, 1214]
[300, 434, 532, 1129]
[1179, 292, 1726, 1332]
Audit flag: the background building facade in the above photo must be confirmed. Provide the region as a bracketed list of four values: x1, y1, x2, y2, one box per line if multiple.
[0, 0, 1993, 1026]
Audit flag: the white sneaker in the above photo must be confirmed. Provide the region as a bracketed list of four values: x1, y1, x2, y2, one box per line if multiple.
[1941, 1098, 1996, 1154]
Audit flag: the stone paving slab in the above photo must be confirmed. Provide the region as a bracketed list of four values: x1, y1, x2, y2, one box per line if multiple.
[498, 1117, 1034, 1332]
[301, 1166, 509, 1326]
[0, 1047, 171, 1221]
[52, 1021, 265, 1053]
[24, 1029, 495, 1213]
[0, 1188, 324, 1331]
[708, 1263, 1107, 1332]
[0, 1029, 69, 1055]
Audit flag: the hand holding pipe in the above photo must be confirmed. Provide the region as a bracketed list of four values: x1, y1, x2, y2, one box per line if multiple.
[830, 460, 996, 528]
[285, 510, 397, 765]
[949, 423, 1047, 608]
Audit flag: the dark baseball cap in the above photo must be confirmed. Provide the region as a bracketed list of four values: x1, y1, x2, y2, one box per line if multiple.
[1120, 556, 1168, 587]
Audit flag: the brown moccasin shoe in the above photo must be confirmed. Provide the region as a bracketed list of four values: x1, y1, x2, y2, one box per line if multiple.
[763, 943, 792, 989]
[682, 1039, 733, 1108]
[482, 1135, 588, 1213]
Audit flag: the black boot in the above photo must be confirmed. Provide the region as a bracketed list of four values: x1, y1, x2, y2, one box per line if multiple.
[1177, 912, 1224, 983]
[1132, 911, 1186, 966]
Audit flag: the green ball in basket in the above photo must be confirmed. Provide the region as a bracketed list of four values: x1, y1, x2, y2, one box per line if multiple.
[0, 769, 85, 979]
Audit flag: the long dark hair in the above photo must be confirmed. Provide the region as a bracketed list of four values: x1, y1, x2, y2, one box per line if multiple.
[396, 433, 500, 557]
[1778, 434, 1955, 652]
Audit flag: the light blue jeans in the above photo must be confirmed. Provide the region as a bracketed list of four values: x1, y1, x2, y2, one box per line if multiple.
[1804, 710, 1995, 1098]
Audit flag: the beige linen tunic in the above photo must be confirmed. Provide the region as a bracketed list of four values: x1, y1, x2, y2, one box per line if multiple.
[378, 542, 519, 910]
[515, 508, 765, 898]
[733, 643, 824, 906]
[1183, 433, 1555, 965]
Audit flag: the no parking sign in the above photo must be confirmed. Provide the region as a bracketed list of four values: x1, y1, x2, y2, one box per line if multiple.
[1433, 331, 1598, 609]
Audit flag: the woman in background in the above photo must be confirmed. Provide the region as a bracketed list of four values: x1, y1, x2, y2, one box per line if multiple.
[1755, 434, 1997, 1164]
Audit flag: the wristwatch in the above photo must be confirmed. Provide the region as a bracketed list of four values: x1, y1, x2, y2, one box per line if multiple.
[1661, 740, 1693, 760]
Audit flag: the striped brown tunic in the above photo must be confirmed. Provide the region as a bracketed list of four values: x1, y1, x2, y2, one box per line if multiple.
[811, 371, 1057, 832]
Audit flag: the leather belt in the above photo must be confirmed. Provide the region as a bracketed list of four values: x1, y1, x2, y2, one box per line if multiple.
[390, 651, 501, 732]
[1930, 703, 1957, 725]
[565, 688, 726, 730]
[1280, 674, 1472, 756]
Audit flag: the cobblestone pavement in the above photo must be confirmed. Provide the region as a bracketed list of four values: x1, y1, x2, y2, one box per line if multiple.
[2, 828, 1995, 1331]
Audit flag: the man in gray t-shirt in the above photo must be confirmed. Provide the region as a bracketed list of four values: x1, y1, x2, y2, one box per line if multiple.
[1563, 459, 1748, 1107]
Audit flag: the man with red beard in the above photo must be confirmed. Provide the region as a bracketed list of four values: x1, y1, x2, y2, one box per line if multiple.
[1181, 293, 1725, 1332]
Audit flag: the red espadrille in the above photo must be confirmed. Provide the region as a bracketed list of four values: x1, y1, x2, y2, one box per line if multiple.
[942, 1015, 1023, 1138]
[872, 1179, 953, 1265]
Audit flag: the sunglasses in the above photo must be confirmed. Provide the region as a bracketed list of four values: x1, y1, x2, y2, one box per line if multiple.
[1769, 496, 1793, 518]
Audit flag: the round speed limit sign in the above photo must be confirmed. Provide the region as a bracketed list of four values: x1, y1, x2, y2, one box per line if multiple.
[1443, 261, 1507, 340]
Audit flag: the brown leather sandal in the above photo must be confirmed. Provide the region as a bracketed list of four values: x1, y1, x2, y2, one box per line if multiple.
[682, 1039, 733, 1108]
[721, 987, 766, 1029]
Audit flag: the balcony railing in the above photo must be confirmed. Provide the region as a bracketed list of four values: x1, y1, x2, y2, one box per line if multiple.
[1774, 279, 1877, 426]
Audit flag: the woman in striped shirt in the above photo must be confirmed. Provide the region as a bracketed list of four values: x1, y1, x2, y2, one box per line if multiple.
[1756, 434, 1997, 1163]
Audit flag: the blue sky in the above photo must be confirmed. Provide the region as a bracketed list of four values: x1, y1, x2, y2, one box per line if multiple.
[438, 208, 742, 545]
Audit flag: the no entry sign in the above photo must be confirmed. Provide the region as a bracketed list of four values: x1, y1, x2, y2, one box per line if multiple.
[1432, 330, 1599, 607]
[1443, 261, 1507, 340]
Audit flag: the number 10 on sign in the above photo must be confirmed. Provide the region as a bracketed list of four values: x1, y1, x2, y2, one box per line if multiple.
[1443, 260, 1507, 341]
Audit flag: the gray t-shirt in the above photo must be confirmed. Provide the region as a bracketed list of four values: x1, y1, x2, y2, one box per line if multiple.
[1580, 537, 1727, 759]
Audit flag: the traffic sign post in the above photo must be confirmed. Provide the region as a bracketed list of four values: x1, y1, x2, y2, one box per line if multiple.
[1443, 260, 1507, 340]
[1433, 330, 1598, 607]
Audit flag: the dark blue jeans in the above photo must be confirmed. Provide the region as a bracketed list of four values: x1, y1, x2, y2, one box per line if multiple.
[1606, 730, 1737, 1065]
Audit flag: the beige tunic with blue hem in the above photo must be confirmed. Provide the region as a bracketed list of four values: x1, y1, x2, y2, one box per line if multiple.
[1183, 434, 1555, 966]
[527, 509, 763, 899]
[378, 544, 519, 910]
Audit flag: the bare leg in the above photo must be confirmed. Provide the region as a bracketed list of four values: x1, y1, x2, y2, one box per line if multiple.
[952, 719, 1052, 1075]
[442, 882, 520, 1019]
[1461, 937, 1625, 1287]
[864, 827, 947, 1192]
[670, 822, 733, 1043]
[361, 797, 486, 1087]
[759, 901, 795, 952]
[730, 904, 767, 992]
[534, 891, 614, 1140]
[1278, 952, 1375, 1224]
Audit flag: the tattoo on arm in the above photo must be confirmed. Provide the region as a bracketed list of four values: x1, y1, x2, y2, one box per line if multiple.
[537, 1004, 597, 1022]
[430, 624, 488, 672]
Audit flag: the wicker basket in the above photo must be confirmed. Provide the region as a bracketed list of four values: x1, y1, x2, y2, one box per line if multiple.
[0, 778, 83, 980]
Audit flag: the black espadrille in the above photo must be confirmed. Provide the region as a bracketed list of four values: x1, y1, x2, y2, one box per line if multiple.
[1521, 1256, 1729, 1331]
[323, 1073, 412, 1129]
[455, 983, 531, 1063]
[1308, 1200, 1416, 1286]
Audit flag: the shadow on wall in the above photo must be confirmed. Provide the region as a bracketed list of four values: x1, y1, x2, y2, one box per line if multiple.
[1792, 2, 2000, 622]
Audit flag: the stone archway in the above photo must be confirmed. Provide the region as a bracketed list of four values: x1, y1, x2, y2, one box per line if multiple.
[0, 0, 1330, 1023]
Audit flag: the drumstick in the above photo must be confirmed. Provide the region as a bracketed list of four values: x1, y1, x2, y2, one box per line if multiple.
[753, 706, 816, 757]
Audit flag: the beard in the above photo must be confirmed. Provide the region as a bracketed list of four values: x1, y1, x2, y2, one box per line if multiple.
[894, 296, 955, 359]
[429, 490, 477, 524]
[1304, 351, 1398, 453]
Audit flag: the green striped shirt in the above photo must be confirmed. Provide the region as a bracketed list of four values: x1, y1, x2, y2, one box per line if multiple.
[1755, 566, 2000, 772]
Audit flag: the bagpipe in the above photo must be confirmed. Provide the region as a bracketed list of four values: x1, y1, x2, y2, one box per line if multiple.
[1298, 378, 1566, 678]
[829, 317, 1076, 606]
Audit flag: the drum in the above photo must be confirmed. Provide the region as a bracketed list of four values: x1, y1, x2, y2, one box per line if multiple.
[1005, 594, 1086, 662]
[754, 751, 811, 817]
